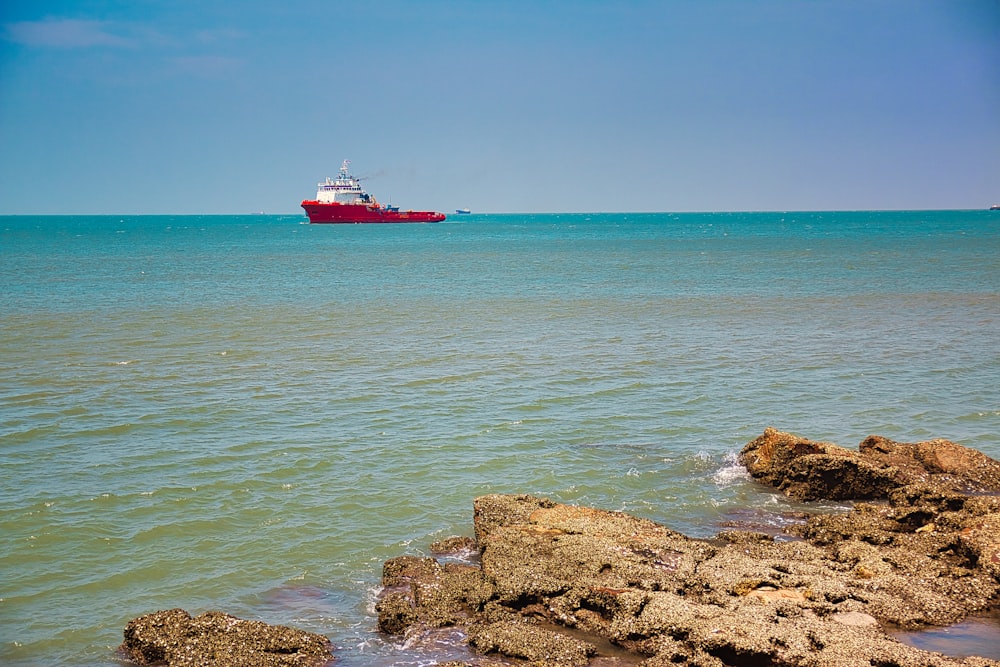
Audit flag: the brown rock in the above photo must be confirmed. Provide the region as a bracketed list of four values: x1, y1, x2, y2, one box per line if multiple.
[832, 610, 879, 626]
[780, 451, 904, 500]
[740, 427, 1000, 501]
[374, 430, 1000, 666]
[740, 427, 839, 481]
[467, 619, 596, 666]
[429, 536, 478, 554]
[473, 493, 555, 544]
[375, 592, 418, 635]
[377, 491, 1000, 665]
[120, 608, 333, 667]
[959, 513, 1000, 580]
[861, 435, 1000, 491]
[744, 586, 809, 603]
[377, 555, 491, 632]
[740, 427, 905, 500]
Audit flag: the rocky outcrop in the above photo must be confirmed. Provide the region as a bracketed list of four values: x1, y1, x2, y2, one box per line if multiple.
[120, 608, 334, 666]
[377, 429, 1000, 666]
[739, 427, 1000, 501]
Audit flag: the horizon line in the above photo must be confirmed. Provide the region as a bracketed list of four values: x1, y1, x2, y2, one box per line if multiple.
[2, 207, 998, 217]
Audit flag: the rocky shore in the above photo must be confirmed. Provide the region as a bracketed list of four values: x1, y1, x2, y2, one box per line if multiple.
[121, 428, 1000, 666]
[375, 428, 1000, 666]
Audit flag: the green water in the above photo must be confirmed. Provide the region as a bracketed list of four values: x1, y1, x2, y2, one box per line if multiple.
[2, 211, 998, 664]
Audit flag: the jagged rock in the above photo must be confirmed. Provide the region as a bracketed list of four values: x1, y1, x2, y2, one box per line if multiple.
[377, 493, 999, 665]
[740, 427, 1000, 501]
[377, 554, 491, 633]
[861, 435, 1000, 490]
[739, 427, 905, 500]
[472, 493, 555, 545]
[430, 535, 478, 554]
[120, 608, 333, 666]
[376, 430, 1000, 666]
[959, 513, 1000, 580]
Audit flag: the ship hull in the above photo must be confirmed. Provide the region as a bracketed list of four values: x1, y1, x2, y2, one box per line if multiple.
[302, 201, 445, 224]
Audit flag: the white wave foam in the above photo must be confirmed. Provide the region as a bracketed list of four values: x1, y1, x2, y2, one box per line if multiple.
[365, 584, 382, 616]
[712, 452, 750, 486]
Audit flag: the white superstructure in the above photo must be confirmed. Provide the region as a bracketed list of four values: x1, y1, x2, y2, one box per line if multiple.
[315, 160, 371, 205]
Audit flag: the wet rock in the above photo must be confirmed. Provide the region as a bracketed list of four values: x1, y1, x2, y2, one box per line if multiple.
[740, 427, 1000, 501]
[739, 427, 905, 500]
[430, 536, 479, 555]
[120, 608, 333, 666]
[375, 591, 419, 635]
[860, 435, 1000, 490]
[378, 495, 999, 664]
[376, 429, 1000, 666]
[377, 554, 491, 633]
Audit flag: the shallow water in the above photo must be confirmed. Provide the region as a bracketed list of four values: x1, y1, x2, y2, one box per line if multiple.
[893, 613, 1000, 661]
[1, 211, 998, 665]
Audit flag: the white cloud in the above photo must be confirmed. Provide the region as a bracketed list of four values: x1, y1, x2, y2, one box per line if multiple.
[3, 18, 136, 49]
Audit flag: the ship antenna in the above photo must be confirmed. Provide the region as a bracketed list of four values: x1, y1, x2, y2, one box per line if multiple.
[340, 159, 350, 176]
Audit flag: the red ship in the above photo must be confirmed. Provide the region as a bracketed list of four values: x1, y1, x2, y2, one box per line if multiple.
[301, 160, 446, 224]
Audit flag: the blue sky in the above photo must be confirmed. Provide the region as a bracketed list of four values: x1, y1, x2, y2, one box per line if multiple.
[1, 0, 998, 214]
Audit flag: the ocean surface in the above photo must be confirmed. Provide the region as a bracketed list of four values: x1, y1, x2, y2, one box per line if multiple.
[2, 211, 999, 666]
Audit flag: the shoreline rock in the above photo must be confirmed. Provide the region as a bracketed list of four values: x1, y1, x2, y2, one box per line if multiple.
[119, 608, 334, 666]
[739, 427, 1000, 501]
[376, 428, 1000, 666]
[119, 428, 999, 666]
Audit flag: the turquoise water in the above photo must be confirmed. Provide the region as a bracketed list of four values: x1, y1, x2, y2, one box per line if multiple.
[1, 211, 998, 665]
